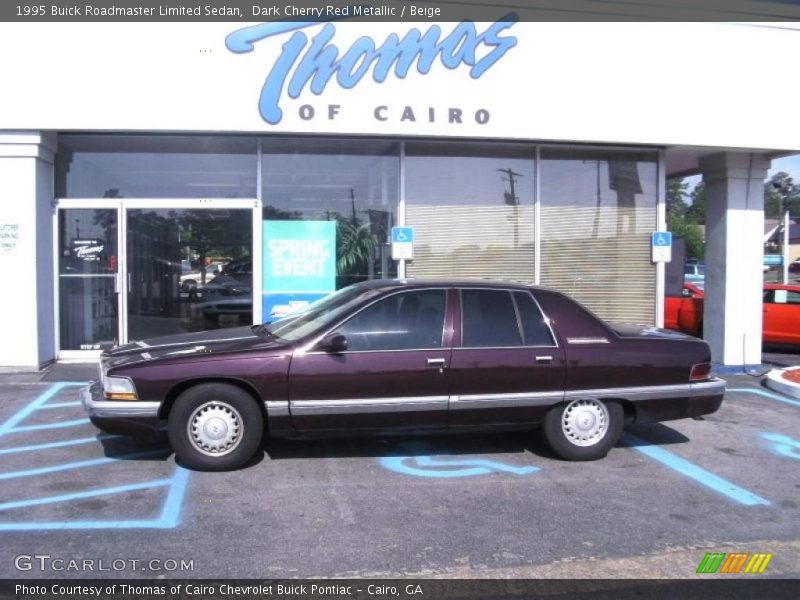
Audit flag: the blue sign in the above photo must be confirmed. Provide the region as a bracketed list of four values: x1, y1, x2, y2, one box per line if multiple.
[226, 16, 519, 124]
[391, 226, 414, 244]
[262, 220, 336, 321]
[764, 254, 783, 266]
[651, 231, 672, 247]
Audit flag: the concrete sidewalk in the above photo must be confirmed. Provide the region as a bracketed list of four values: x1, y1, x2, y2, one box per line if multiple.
[0, 362, 98, 384]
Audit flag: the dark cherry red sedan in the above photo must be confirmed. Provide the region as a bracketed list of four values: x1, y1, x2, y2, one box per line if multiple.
[82, 279, 725, 471]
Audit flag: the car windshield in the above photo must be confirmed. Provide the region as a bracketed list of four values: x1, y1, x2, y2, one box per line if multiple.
[260, 284, 380, 342]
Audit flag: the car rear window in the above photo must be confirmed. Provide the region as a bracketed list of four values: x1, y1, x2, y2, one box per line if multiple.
[513, 292, 556, 346]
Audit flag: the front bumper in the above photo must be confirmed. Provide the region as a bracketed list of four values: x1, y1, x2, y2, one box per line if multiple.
[81, 381, 162, 440]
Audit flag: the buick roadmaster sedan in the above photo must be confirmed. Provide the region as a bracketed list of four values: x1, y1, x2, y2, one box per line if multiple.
[82, 280, 726, 471]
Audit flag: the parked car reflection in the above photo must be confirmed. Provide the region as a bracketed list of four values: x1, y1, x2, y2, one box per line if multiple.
[201, 257, 253, 323]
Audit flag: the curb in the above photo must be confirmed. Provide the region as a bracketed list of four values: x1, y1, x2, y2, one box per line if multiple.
[765, 366, 800, 400]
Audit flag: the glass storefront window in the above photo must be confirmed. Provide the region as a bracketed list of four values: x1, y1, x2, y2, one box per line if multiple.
[540, 147, 659, 325]
[56, 135, 257, 198]
[260, 138, 398, 320]
[127, 208, 253, 339]
[404, 141, 536, 283]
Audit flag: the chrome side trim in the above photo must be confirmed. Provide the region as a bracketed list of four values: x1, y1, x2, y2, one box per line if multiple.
[281, 381, 726, 418]
[565, 383, 690, 402]
[264, 400, 290, 420]
[566, 337, 610, 344]
[80, 384, 160, 419]
[451, 390, 564, 410]
[290, 396, 448, 415]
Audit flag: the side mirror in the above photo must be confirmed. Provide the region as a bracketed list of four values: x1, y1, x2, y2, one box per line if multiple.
[320, 333, 348, 354]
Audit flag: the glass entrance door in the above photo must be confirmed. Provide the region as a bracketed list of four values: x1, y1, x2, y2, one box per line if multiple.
[57, 201, 258, 356]
[126, 208, 254, 340]
[58, 208, 120, 351]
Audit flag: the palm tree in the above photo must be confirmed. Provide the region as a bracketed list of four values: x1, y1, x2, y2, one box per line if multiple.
[336, 217, 379, 277]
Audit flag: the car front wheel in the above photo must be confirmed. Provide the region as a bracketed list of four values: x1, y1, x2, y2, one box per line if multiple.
[542, 398, 623, 461]
[167, 383, 264, 471]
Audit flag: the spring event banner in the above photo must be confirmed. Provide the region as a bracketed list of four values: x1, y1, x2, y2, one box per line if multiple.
[262, 220, 336, 321]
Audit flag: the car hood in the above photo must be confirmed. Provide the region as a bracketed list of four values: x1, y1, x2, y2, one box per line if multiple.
[103, 326, 288, 368]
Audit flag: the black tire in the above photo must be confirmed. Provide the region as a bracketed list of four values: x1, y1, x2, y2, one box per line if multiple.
[542, 398, 623, 461]
[167, 383, 264, 471]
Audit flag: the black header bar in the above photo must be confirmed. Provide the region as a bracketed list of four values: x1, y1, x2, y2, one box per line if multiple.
[1, 579, 799, 600]
[4, 0, 800, 22]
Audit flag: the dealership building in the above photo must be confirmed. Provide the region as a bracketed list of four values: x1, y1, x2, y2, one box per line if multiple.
[0, 18, 798, 370]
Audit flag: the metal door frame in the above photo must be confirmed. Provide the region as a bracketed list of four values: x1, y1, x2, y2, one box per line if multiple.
[55, 198, 261, 360]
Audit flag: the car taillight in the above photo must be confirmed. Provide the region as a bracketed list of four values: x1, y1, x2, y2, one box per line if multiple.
[690, 362, 712, 382]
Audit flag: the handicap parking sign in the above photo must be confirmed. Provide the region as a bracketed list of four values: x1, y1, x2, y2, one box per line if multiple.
[391, 227, 414, 260]
[651, 231, 672, 263]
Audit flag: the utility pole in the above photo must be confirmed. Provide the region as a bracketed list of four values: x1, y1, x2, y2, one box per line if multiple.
[497, 168, 522, 206]
[498, 167, 523, 248]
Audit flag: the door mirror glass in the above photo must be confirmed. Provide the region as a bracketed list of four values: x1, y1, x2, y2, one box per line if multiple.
[320, 333, 348, 353]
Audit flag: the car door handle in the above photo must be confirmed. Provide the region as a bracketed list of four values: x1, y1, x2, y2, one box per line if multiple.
[535, 355, 553, 364]
[426, 358, 446, 368]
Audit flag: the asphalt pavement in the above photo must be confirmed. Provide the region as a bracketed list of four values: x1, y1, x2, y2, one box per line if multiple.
[0, 359, 798, 579]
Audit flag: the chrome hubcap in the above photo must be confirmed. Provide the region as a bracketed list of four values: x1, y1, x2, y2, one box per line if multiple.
[561, 399, 609, 447]
[187, 401, 243, 456]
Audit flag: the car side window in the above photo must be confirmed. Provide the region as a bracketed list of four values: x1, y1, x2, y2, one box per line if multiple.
[461, 290, 523, 347]
[768, 289, 800, 305]
[513, 292, 556, 346]
[334, 290, 446, 351]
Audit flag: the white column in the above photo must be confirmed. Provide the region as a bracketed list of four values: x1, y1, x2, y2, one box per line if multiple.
[0, 131, 57, 369]
[699, 152, 769, 367]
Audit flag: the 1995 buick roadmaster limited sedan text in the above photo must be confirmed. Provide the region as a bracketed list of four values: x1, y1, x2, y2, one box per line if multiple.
[81, 279, 726, 471]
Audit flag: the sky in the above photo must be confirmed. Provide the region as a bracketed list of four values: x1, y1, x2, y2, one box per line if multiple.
[771, 154, 800, 180]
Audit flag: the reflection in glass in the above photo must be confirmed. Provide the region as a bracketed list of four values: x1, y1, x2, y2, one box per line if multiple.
[56, 135, 257, 199]
[58, 209, 118, 350]
[404, 142, 535, 283]
[261, 138, 398, 289]
[540, 148, 658, 325]
[127, 209, 253, 340]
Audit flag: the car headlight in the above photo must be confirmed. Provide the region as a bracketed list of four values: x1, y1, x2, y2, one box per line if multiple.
[103, 376, 138, 401]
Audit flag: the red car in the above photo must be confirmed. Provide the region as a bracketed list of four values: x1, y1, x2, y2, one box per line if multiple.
[665, 283, 800, 344]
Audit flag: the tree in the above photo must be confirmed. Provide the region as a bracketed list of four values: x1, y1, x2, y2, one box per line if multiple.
[667, 179, 689, 219]
[666, 178, 704, 259]
[765, 171, 800, 219]
[685, 182, 705, 225]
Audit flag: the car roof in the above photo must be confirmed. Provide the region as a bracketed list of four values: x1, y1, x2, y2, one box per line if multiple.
[357, 278, 537, 292]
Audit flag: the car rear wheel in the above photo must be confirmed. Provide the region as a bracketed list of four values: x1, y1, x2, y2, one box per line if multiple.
[167, 383, 263, 471]
[542, 398, 623, 461]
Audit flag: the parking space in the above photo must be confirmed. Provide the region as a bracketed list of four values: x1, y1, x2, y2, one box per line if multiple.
[0, 373, 798, 578]
[0, 382, 189, 531]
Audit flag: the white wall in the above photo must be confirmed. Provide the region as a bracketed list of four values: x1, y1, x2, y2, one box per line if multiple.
[0, 133, 56, 369]
[0, 22, 797, 152]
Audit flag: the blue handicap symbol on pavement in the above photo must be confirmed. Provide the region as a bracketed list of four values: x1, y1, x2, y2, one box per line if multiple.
[651, 231, 672, 247]
[762, 432, 800, 460]
[391, 226, 414, 244]
[379, 443, 539, 478]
